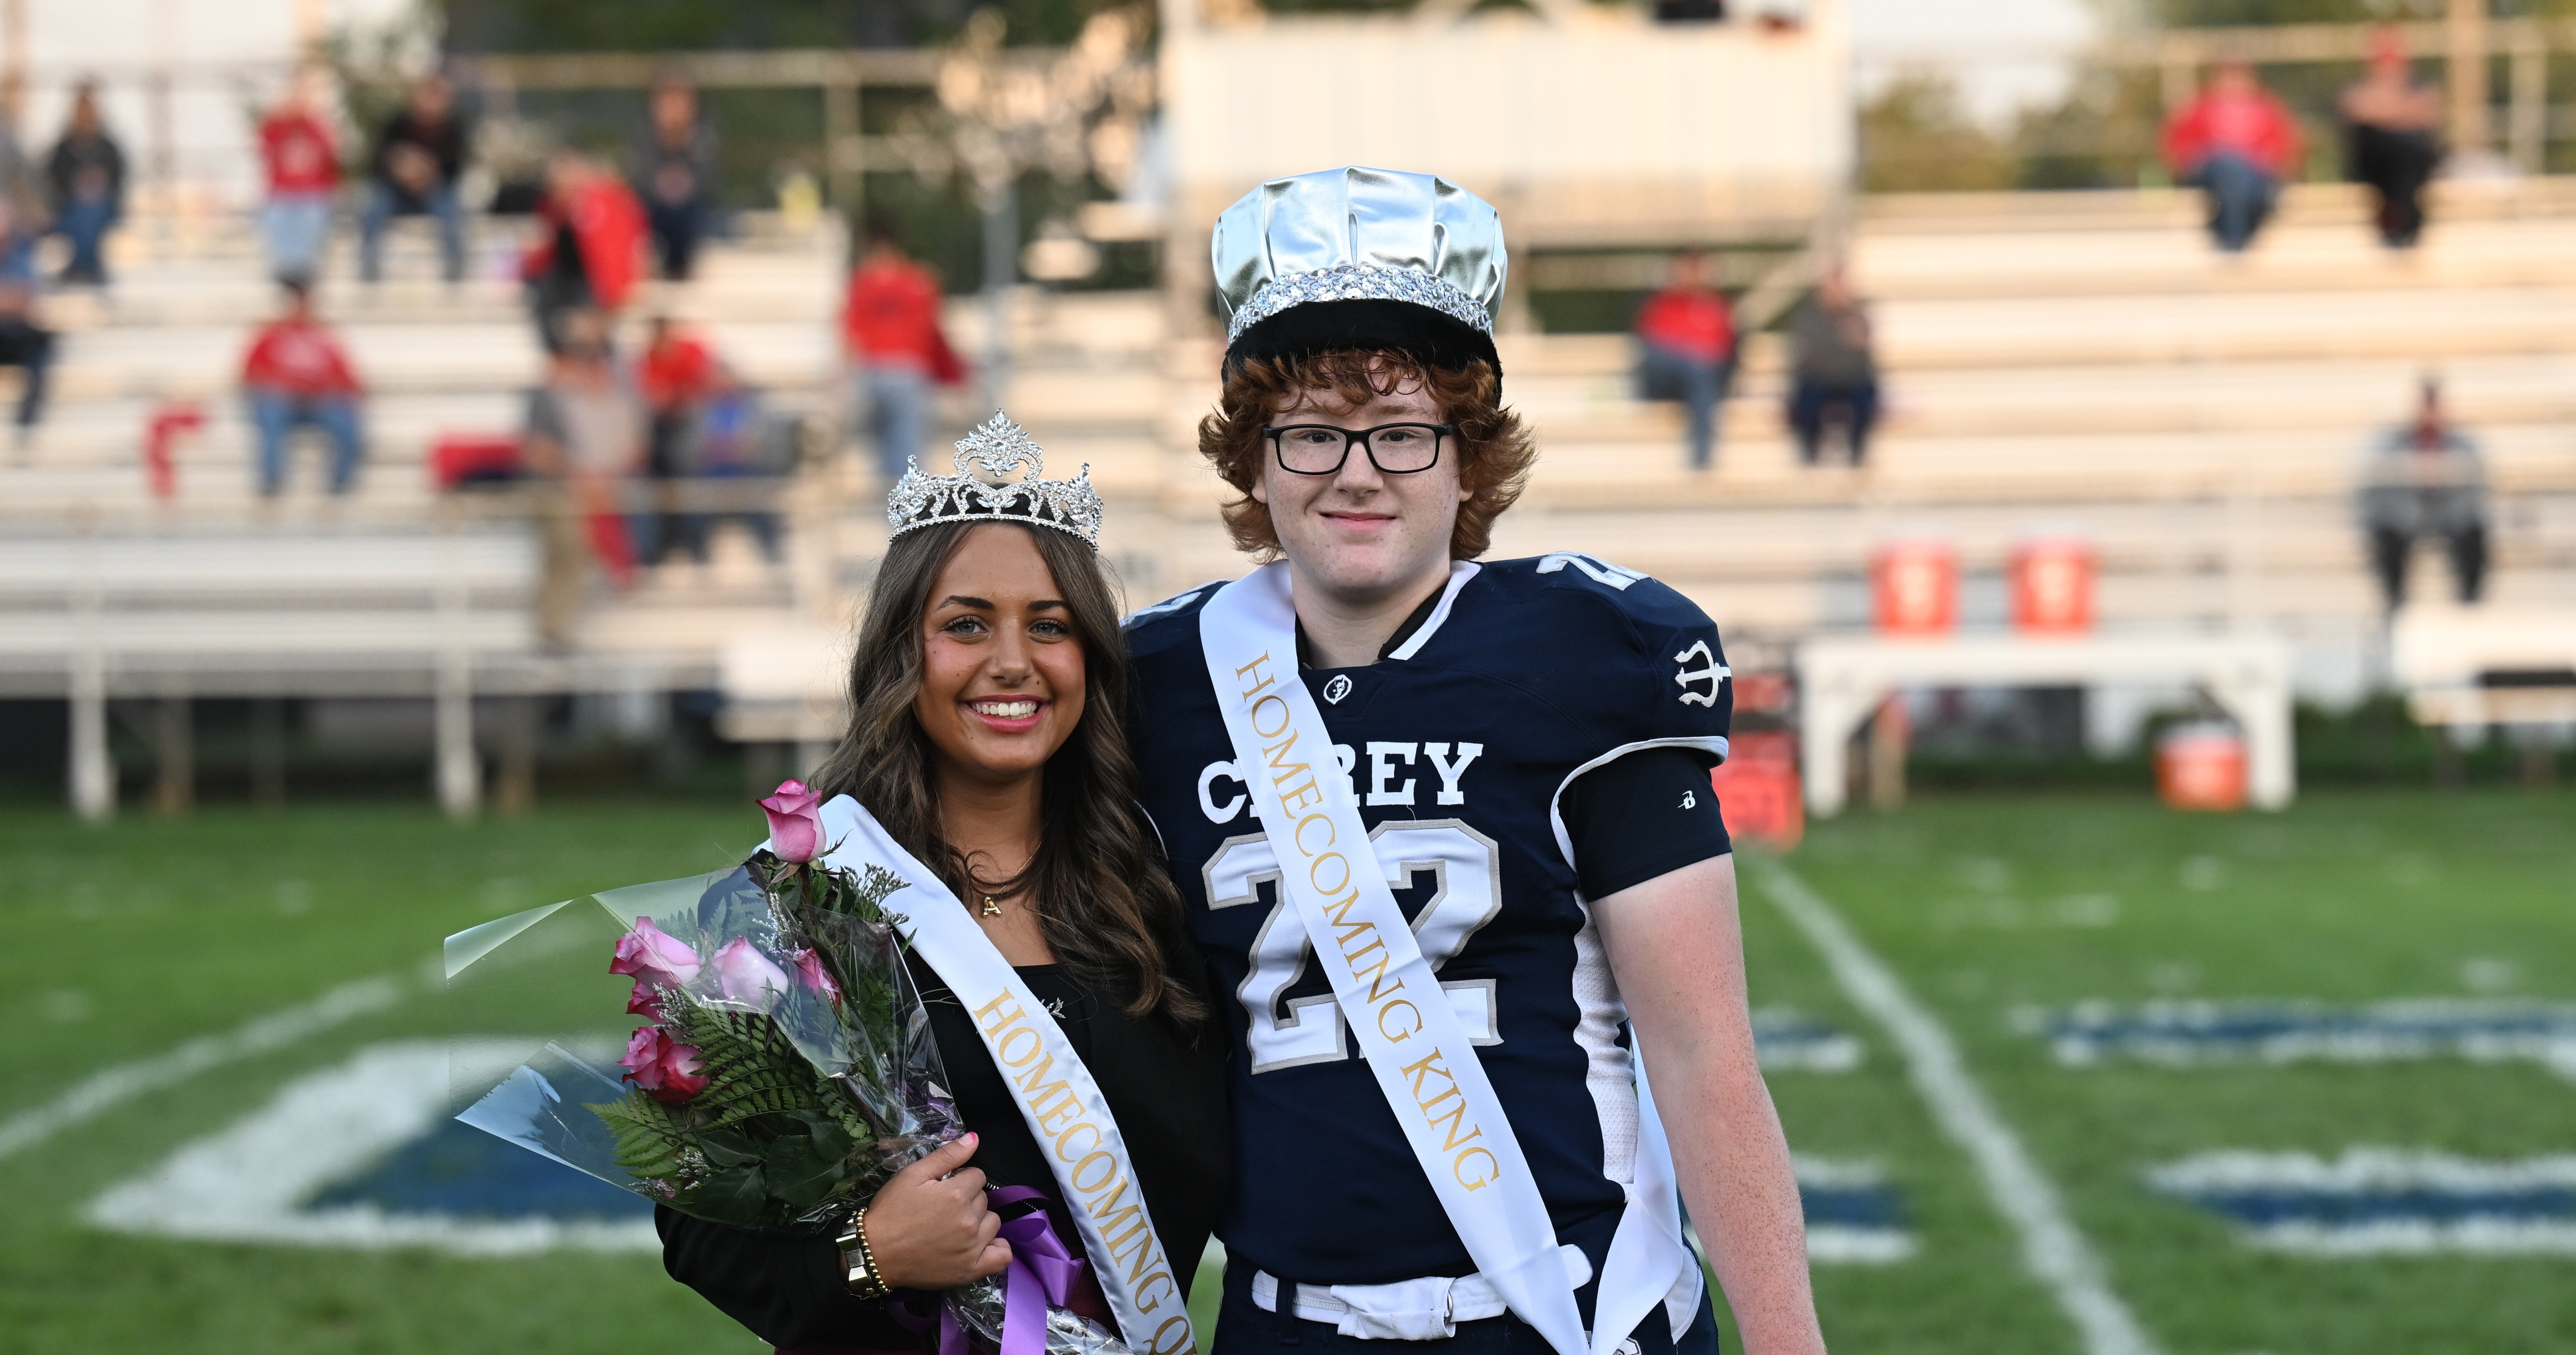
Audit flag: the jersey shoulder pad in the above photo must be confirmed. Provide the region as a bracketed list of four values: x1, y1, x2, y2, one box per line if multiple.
[1474, 555, 1731, 743]
[1121, 580, 1224, 656]
[1482, 554, 1722, 654]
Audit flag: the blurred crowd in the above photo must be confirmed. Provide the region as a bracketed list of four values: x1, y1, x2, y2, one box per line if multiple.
[4, 35, 2502, 638]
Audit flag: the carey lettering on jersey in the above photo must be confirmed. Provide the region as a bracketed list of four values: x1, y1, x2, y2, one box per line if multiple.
[1196, 741, 1484, 823]
[1122, 554, 1729, 1309]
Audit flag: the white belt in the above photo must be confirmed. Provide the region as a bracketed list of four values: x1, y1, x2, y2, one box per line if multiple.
[1250, 1245, 1594, 1342]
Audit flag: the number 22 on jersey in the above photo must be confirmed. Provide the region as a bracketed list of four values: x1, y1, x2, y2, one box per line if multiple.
[1201, 819, 1505, 1074]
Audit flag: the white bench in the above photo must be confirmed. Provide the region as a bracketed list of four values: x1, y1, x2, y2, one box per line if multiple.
[0, 529, 537, 822]
[2392, 605, 2576, 727]
[1794, 632, 2297, 817]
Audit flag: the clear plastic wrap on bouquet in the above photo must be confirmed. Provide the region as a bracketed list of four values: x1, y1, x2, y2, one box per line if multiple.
[446, 836, 1134, 1355]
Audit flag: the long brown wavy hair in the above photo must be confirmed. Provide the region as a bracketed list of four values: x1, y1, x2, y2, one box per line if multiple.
[810, 520, 1203, 1026]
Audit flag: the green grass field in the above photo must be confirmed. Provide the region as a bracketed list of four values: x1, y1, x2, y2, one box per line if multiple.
[3, 790, 2569, 1354]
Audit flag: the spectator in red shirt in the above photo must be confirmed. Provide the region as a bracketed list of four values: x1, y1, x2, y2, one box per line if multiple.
[636, 313, 723, 564]
[841, 219, 964, 482]
[240, 281, 365, 496]
[1634, 249, 1737, 471]
[257, 67, 339, 285]
[522, 149, 648, 354]
[2163, 62, 2306, 253]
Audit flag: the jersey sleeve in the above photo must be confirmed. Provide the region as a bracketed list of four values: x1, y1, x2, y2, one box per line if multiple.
[1518, 556, 1734, 882]
[1562, 745, 1732, 897]
[1538, 559, 1732, 765]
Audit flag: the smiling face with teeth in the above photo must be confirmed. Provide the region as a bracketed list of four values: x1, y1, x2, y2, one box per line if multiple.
[912, 524, 1089, 793]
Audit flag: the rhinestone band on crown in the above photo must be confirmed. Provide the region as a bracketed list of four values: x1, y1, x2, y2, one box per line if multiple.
[1225, 263, 1493, 343]
[887, 413, 1103, 547]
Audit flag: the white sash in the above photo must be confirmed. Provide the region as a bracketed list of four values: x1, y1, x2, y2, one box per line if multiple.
[800, 795, 1200, 1355]
[1198, 563, 1698, 1355]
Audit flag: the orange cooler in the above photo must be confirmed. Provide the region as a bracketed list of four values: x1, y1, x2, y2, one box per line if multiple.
[2157, 722, 2247, 812]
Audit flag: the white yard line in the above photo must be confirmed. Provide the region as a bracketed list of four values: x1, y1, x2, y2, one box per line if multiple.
[1752, 858, 2160, 1355]
[0, 970, 414, 1163]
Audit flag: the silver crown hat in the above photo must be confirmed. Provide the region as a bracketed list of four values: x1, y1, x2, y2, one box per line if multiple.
[887, 412, 1104, 547]
[1210, 166, 1508, 381]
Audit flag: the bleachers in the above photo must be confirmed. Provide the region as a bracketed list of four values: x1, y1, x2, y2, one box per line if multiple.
[1488, 183, 2576, 688]
[0, 212, 845, 814]
[995, 180, 2574, 703]
[15, 176, 2576, 811]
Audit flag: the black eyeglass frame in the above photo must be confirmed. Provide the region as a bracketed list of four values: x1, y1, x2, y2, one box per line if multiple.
[1262, 422, 1459, 476]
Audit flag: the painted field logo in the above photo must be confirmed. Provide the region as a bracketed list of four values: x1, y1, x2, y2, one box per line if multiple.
[1791, 1157, 1917, 1264]
[1752, 1008, 1863, 1073]
[86, 1042, 655, 1256]
[2023, 1000, 2576, 1078]
[2149, 1149, 2576, 1256]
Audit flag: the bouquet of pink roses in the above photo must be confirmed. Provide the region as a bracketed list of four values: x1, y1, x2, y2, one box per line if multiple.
[448, 782, 1133, 1355]
[451, 780, 957, 1229]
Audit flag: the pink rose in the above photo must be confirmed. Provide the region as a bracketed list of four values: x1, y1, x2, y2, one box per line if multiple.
[788, 948, 840, 1003]
[760, 779, 824, 865]
[625, 979, 665, 1023]
[620, 1026, 708, 1104]
[712, 937, 792, 1010]
[609, 917, 702, 988]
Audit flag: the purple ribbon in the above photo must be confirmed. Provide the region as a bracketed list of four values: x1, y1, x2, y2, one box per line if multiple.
[897, 1186, 1094, 1355]
[991, 1185, 1093, 1355]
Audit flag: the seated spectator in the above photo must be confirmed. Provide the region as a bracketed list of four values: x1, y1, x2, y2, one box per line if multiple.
[522, 307, 645, 648]
[1634, 249, 1737, 472]
[1787, 265, 1878, 468]
[841, 219, 964, 482]
[0, 278, 53, 441]
[633, 72, 718, 282]
[240, 281, 365, 496]
[2163, 62, 2305, 254]
[521, 150, 645, 354]
[2339, 28, 2443, 251]
[258, 67, 340, 285]
[676, 385, 786, 566]
[44, 80, 125, 287]
[2359, 377, 2487, 611]
[360, 73, 467, 284]
[636, 312, 723, 565]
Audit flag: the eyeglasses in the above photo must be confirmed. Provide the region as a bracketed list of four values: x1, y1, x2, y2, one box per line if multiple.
[1263, 423, 1456, 476]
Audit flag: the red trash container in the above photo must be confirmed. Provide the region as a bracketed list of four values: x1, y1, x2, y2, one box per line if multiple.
[2011, 536, 2095, 635]
[1872, 537, 1957, 637]
[1713, 730, 1804, 851]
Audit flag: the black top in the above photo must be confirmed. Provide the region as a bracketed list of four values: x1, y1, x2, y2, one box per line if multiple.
[371, 110, 467, 207]
[659, 950, 1229, 1352]
[44, 132, 123, 211]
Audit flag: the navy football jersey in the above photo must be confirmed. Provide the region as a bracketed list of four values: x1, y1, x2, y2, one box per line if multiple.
[1124, 554, 1733, 1289]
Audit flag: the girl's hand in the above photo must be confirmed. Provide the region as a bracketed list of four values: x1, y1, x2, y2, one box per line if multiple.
[861, 1133, 1012, 1290]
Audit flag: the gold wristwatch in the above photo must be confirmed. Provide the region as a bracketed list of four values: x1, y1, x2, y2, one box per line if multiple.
[836, 1208, 892, 1301]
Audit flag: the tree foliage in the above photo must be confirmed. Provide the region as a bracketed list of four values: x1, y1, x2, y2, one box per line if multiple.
[1859, 69, 2019, 194]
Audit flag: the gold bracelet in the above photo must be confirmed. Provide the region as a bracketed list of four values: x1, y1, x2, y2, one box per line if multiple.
[837, 1206, 892, 1301]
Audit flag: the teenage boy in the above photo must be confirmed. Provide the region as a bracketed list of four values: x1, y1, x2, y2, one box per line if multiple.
[1126, 166, 1824, 1355]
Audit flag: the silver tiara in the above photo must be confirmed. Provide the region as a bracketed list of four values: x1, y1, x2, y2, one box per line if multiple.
[887, 413, 1104, 547]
